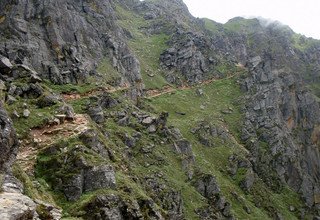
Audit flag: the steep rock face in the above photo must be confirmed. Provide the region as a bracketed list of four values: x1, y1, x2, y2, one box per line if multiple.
[0, 0, 142, 92]
[198, 17, 320, 210]
[0, 104, 40, 219]
[0, 102, 18, 173]
[134, 0, 195, 29]
[242, 55, 320, 207]
[0, 175, 38, 220]
[160, 32, 210, 84]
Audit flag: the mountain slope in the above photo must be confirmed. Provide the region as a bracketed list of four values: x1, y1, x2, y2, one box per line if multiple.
[0, 0, 320, 219]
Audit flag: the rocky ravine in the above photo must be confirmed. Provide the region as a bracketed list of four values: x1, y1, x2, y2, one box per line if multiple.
[1, 0, 320, 219]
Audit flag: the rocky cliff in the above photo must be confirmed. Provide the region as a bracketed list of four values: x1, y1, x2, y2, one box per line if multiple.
[1, 0, 320, 219]
[0, 101, 18, 173]
[0, 0, 143, 98]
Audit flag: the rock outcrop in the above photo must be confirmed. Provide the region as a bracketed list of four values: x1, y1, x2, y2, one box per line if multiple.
[160, 32, 209, 84]
[0, 102, 18, 173]
[194, 174, 234, 219]
[0, 175, 37, 220]
[0, 0, 142, 94]
[242, 55, 320, 207]
[0, 104, 40, 220]
[37, 142, 116, 201]
[83, 194, 164, 220]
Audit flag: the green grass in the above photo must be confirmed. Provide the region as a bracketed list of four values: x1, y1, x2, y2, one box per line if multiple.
[202, 18, 221, 33]
[96, 58, 122, 86]
[12, 163, 56, 204]
[128, 34, 170, 89]
[148, 77, 243, 137]
[148, 77, 303, 219]
[67, 97, 89, 114]
[5, 98, 58, 137]
[224, 17, 260, 33]
[44, 80, 97, 95]
[115, 3, 170, 90]
[291, 33, 320, 51]
[215, 62, 242, 78]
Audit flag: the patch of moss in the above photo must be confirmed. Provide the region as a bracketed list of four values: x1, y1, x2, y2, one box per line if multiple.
[233, 167, 247, 185]
[36, 204, 53, 220]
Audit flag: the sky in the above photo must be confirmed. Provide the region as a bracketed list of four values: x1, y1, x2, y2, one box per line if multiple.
[183, 0, 320, 39]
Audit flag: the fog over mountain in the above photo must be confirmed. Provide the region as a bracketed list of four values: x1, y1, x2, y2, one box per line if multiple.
[184, 0, 320, 39]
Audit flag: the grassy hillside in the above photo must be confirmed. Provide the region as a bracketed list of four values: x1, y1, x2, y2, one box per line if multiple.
[6, 1, 316, 219]
[149, 76, 304, 219]
[115, 3, 170, 89]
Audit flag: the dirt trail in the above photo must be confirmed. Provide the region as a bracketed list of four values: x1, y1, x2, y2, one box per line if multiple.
[62, 71, 242, 101]
[145, 85, 176, 98]
[146, 73, 240, 98]
[16, 72, 243, 172]
[17, 114, 90, 172]
[62, 84, 130, 101]
[17, 84, 131, 172]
